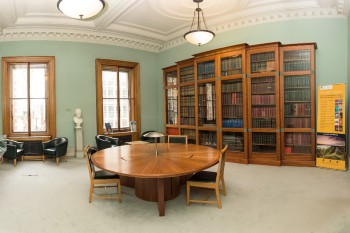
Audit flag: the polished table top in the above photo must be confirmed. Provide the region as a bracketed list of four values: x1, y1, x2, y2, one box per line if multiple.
[92, 143, 220, 178]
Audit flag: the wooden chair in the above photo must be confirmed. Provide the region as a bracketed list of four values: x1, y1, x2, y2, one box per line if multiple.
[168, 135, 188, 144]
[84, 145, 122, 203]
[186, 145, 228, 208]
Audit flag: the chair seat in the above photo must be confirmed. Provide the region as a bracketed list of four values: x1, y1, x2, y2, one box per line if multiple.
[95, 170, 119, 180]
[189, 171, 216, 183]
[17, 149, 24, 156]
[43, 148, 56, 155]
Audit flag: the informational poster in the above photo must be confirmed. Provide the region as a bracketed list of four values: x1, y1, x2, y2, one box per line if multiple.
[316, 84, 347, 170]
[317, 84, 345, 134]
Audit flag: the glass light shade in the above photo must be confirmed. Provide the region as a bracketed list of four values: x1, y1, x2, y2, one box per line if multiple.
[184, 30, 215, 46]
[57, 0, 105, 20]
[144, 132, 166, 138]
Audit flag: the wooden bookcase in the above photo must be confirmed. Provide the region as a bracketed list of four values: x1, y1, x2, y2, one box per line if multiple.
[280, 43, 317, 166]
[162, 42, 316, 166]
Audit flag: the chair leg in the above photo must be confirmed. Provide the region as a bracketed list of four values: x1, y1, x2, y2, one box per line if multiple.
[89, 184, 93, 203]
[221, 176, 227, 196]
[65, 155, 68, 162]
[186, 183, 190, 206]
[21, 156, 24, 162]
[43, 155, 45, 162]
[14, 159, 17, 167]
[56, 157, 59, 166]
[117, 181, 122, 203]
[215, 186, 222, 209]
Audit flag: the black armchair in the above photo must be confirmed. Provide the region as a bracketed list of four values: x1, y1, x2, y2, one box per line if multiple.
[95, 135, 119, 151]
[3, 139, 24, 167]
[42, 137, 68, 166]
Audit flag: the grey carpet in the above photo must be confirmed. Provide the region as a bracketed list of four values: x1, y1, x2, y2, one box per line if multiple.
[0, 158, 349, 233]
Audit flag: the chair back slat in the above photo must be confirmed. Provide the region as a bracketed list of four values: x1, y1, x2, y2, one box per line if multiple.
[168, 135, 188, 144]
[84, 145, 96, 181]
[216, 145, 228, 183]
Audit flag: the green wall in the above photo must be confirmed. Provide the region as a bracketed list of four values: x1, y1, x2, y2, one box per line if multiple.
[0, 41, 158, 148]
[0, 17, 348, 152]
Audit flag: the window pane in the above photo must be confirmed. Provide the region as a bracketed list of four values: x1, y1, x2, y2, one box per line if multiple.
[10, 64, 27, 98]
[12, 99, 28, 133]
[30, 99, 46, 132]
[102, 70, 117, 98]
[119, 71, 129, 98]
[103, 99, 118, 128]
[30, 64, 47, 98]
[120, 99, 130, 128]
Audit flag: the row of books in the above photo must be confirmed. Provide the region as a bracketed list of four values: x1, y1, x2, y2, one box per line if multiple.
[180, 86, 195, 96]
[180, 96, 195, 106]
[252, 118, 276, 128]
[252, 145, 276, 153]
[181, 118, 196, 125]
[284, 90, 310, 101]
[180, 74, 194, 83]
[252, 107, 276, 118]
[199, 131, 217, 147]
[198, 106, 216, 118]
[222, 82, 242, 92]
[251, 76, 275, 83]
[222, 93, 243, 105]
[285, 133, 311, 145]
[250, 51, 275, 62]
[198, 85, 216, 94]
[284, 146, 311, 154]
[221, 69, 242, 76]
[181, 129, 196, 139]
[284, 75, 310, 88]
[198, 96, 216, 106]
[222, 119, 243, 128]
[251, 94, 275, 105]
[251, 82, 275, 94]
[223, 133, 244, 152]
[284, 50, 310, 61]
[284, 103, 311, 117]
[283, 61, 310, 72]
[180, 106, 195, 117]
[198, 119, 216, 127]
[250, 61, 275, 73]
[284, 118, 311, 128]
[180, 66, 194, 77]
[222, 105, 243, 118]
[252, 133, 276, 144]
[166, 76, 177, 86]
[221, 56, 242, 71]
[197, 61, 215, 79]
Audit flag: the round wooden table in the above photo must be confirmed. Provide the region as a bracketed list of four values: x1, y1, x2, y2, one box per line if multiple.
[92, 143, 220, 216]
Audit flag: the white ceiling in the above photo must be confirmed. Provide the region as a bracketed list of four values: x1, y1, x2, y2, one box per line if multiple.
[0, 0, 348, 52]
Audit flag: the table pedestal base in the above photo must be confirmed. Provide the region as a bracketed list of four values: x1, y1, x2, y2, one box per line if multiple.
[135, 177, 180, 202]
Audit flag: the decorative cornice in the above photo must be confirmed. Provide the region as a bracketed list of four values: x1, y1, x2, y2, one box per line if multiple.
[0, 7, 346, 53]
[161, 8, 345, 52]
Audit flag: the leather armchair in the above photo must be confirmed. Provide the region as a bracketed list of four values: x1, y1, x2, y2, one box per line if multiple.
[3, 139, 24, 167]
[42, 137, 68, 166]
[95, 135, 119, 151]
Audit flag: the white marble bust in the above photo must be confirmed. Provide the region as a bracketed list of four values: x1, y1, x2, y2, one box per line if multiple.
[73, 108, 83, 128]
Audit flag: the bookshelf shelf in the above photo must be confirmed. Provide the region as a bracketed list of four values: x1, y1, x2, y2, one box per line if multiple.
[163, 42, 316, 166]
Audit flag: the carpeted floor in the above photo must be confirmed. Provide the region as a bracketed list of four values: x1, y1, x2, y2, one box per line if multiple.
[0, 157, 349, 233]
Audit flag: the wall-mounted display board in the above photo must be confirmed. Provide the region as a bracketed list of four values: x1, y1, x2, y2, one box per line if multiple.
[316, 84, 347, 171]
[163, 42, 317, 166]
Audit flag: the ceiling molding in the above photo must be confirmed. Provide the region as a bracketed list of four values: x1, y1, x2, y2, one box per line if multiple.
[0, 4, 347, 53]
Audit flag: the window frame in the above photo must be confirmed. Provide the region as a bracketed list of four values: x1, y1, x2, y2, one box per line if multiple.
[2, 56, 56, 138]
[96, 59, 140, 135]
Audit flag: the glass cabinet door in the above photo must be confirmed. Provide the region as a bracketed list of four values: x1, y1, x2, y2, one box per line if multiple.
[197, 82, 216, 127]
[221, 79, 243, 128]
[180, 85, 195, 126]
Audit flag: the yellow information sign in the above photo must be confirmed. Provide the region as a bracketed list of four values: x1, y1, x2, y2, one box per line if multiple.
[316, 84, 347, 171]
[317, 84, 345, 134]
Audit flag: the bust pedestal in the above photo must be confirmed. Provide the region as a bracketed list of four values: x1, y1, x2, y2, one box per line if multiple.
[75, 127, 83, 158]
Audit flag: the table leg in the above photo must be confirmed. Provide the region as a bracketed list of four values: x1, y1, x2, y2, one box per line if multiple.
[157, 178, 165, 216]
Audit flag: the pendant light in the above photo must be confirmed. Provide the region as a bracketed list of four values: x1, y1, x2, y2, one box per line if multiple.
[57, 0, 105, 20]
[184, 0, 215, 46]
